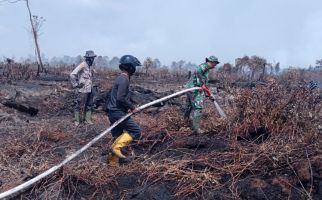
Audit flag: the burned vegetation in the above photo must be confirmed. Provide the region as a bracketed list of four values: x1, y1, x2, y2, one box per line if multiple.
[0, 63, 322, 200]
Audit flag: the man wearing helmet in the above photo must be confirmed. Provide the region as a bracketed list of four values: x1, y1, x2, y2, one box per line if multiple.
[106, 55, 141, 166]
[70, 50, 97, 126]
[184, 56, 220, 134]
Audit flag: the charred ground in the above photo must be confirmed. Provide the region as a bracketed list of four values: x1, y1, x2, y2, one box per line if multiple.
[0, 64, 322, 199]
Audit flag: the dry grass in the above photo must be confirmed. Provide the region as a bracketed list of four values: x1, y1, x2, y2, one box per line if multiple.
[0, 65, 322, 199]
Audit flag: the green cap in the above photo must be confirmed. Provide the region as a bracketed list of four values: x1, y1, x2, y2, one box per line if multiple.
[206, 56, 220, 64]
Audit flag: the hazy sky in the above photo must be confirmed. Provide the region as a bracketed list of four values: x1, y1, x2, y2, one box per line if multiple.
[0, 0, 321, 67]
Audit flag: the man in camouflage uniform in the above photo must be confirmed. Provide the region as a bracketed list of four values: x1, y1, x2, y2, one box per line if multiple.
[184, 56, 220, 134]
[70, 50, 96, 126]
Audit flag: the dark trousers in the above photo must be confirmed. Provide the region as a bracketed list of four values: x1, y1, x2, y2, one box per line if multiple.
[74, 92, 93, 112]
[107, 110, 141, 140]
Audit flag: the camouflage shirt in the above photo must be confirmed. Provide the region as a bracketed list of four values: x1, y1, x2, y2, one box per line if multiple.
[185, 63, 209, 88]
[70, 61, 93, 93]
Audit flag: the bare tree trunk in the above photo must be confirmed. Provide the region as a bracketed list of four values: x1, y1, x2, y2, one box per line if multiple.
[261, 64, 266, 81]
[251, 69, 255, 81]
[26, 0, 44, 76]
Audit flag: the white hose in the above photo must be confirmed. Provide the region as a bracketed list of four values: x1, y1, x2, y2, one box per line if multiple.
[0, 87, 200, 199]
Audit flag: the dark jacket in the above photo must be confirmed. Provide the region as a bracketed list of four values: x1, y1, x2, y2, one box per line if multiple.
[107, 73, 135, 112]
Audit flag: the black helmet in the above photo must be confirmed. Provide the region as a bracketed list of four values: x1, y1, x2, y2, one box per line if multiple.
[119, 55, 141, 75]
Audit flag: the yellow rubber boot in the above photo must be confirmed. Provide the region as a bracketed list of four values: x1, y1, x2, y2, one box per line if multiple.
[108, 153, 120, 166]
[111, 131, 133, 158]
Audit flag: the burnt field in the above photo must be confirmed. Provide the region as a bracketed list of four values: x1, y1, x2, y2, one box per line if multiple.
[1, 64, 322, 200]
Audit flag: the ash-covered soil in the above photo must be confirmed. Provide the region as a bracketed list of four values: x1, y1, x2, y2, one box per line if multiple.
[1, 71, 322, 200]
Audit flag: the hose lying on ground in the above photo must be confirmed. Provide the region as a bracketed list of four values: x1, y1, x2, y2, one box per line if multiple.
[0, 87, 201, 199]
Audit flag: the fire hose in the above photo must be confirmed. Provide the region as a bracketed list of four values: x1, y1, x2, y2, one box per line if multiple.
[0, 86, 226, 199]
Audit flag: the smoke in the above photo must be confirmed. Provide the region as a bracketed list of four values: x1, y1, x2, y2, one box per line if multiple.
[0, 0, 322, 67]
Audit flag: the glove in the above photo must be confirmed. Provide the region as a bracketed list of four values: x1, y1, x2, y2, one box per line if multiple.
[128, 108, 139, 114]
[75, 83, 85, 89]
[201, 84, 212, 97]
[209, 95, 215, 101]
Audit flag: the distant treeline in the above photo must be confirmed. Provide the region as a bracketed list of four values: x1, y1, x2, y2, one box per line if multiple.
[2, 55, 197, 70]
[2, 55, 322, 76]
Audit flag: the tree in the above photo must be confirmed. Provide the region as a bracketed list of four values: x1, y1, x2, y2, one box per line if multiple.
[3, 0, 45, 76]
[235, 55, 268, 81]
[152, 58, 161, 68]
[6, 58, 14, 64]
[222, 63, 233, 73]
[62, 55, 73, 64]
[30, 14, 45, 75]
[184, 62, 196, 70]
[249, 56, 267, 81]
[103, 56, 110, 66]
[177, 60, 185, 72]
[75, 55, 83, 65]
[316, 59, 322, 69]
[143, 57, 153, 74]
[235, 56, 250, 74]
[170, 61, 177, 69]
[274, 62, 280, 74]
[109, 57, 120, 68]
[95, 56, 109, 68]
[235, 56, 250, 79]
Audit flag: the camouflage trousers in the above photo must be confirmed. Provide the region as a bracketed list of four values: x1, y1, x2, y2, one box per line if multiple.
[184, 91, 205, 131]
